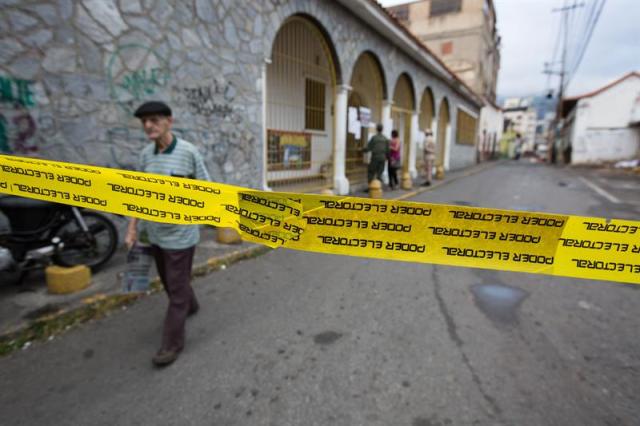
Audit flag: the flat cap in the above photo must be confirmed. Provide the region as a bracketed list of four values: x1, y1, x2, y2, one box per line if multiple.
[133, 101, 172, 118]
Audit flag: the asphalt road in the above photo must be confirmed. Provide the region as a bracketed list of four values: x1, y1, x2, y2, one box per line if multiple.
[1, 161, 638, 426]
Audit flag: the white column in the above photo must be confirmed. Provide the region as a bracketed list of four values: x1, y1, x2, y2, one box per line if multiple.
[333, 84, 350, 195]
[444, 112, 453, 170]
[432, 115, 440, 164]
[260, 59, 271, 191]
[380, 100, 393, 185]
[381, 100, 393, 138]
[408, 110, 419, 179]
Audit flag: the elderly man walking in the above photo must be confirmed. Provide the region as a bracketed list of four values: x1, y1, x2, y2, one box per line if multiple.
[125, 101, 211, 367]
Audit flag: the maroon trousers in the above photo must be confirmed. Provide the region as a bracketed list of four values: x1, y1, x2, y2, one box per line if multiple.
[151, 245, 199, 352]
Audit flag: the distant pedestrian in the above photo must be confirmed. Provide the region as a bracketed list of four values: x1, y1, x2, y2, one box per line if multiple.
[387, 130, 401, 189]
[363, 123, 389, 183]
[514, 133, 522, 160]
[423, 129, 436, 186]
[125, 101, 211, 367]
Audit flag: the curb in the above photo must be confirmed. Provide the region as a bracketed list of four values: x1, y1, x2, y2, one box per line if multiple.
[0, 244, 271, 357]
[0, 161, 499, 357]
[395, 160, 500, 201]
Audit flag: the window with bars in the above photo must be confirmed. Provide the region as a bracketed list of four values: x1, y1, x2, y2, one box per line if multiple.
[456, 110, 477, 145]
[305, 78, 325, 131]
[430, 0, 462, 17]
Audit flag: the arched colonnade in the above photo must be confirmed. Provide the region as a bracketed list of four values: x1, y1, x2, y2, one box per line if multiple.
[264, 14, 461, 194]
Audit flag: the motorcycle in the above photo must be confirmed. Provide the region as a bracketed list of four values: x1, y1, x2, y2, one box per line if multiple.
[0, 195, 118, 284]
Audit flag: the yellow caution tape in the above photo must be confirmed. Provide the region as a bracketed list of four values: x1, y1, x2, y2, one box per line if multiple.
[1, 154, 638, 285]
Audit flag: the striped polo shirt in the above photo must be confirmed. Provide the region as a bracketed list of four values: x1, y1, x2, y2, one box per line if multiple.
[139, 136, 211, 249]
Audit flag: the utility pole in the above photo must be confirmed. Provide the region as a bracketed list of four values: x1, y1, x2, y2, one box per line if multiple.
[544, 1, 584, 163]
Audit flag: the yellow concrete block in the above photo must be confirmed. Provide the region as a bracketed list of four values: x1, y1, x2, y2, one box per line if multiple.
[46, 265, 91, 294]
[435, 165, 445, 180]
[216, 227, 242, 244]
[369, 179, 383, 199]
[401, 171, 412, 189]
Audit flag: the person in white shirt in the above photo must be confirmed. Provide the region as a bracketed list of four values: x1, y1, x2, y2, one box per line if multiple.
[422, 129, 436, 186]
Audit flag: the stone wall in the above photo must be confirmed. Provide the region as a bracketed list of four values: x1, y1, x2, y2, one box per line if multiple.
[1, 0, 480, 191]
[1, 0, 265, 188]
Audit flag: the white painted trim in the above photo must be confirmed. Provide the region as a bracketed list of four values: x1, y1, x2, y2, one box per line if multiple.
[456, 103, 479, 119]
[261, 62, 271, 191]
[333, 85, 350, 195]
[382, 100, 393, 139]
[409, 111, 419, 179]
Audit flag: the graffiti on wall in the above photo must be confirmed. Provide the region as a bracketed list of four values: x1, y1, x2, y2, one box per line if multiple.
[106, 125, 255, 180]
[102, 41, 257, 181]
[175, 80, 238, 119]
[107, 44, 171, 114]
[0, 75, 57, 154]
[0, 75, 35, 108]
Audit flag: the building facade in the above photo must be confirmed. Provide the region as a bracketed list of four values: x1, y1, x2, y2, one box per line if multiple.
[0, 0, 482, 196]
[388, 0, 500, 103]
[502, 103, 537, 153]
[561, 72, 640, 164]
[477, 99, 502, 160]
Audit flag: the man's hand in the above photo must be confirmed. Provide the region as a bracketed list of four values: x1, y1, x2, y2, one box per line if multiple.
[125, 219, 138, 250]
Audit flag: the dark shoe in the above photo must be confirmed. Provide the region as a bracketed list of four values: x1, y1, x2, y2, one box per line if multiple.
[422, 181, 431, 186]
[188, 302, 199, 317]
[152, 349, 180, 367]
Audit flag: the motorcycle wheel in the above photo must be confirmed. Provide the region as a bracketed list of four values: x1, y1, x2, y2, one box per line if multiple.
[53, 211, 118, 271]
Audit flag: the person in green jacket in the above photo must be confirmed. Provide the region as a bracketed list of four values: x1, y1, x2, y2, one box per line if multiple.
[363, 123, 390, 183]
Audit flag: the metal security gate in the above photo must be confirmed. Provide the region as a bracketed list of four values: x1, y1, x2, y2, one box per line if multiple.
[417, 88, 434, 176]
[346, 52, 384, 187]
[391, 74, 415, 176]
[266, 17, 337, 192]
[345, 92, 368, 186]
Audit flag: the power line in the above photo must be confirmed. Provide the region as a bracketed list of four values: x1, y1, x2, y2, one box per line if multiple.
[550, 1, 569, 65]
[567, 0, 596, 75]
[546, 6, 564, 90]
[545, 0, 585, 164]
[563, 1, 590, 83]
[565, 0, 606, 90]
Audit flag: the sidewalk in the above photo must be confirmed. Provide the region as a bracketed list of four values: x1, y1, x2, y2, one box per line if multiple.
[352, 159, 500, 201]
[0, 160, 499, 355]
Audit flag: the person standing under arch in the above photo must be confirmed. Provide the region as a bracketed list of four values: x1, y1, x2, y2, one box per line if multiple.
[363, 123, 389, 183]
[423, 129, 436, 186]
[388, 129, 401, 190]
